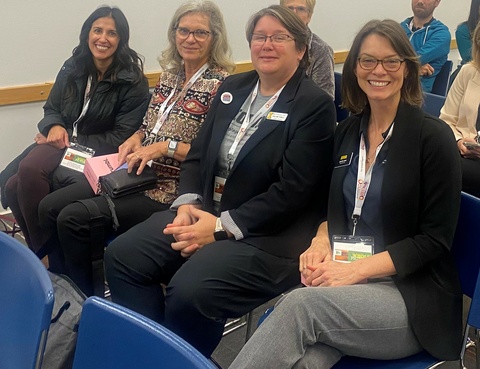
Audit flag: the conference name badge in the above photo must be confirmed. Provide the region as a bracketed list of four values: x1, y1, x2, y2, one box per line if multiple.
[60, 142, 95, 173]
[332, 235, 374, 263]
[266, 112, 288, 122]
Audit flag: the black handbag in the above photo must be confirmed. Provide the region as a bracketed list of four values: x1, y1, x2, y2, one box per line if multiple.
[99, 166, 157, 198]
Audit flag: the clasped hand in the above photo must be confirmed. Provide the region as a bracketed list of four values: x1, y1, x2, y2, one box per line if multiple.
[163, 205, 216, 257]
[299, 230, 364, 287]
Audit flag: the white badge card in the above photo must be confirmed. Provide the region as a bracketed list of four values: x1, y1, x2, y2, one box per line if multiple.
[213, 176, 226, 202]
[60, 142, 95, 172]
[332, 235, 374, 263]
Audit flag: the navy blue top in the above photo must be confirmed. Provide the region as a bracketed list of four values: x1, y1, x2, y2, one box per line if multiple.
[342, 115, 390, 252]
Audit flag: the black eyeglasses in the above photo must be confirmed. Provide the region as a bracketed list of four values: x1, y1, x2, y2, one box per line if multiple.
[357, 57, 405, 72]
[175, 27, 211, 42]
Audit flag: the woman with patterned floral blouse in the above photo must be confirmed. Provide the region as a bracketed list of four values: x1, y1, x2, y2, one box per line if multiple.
[38, 0, 234, 296]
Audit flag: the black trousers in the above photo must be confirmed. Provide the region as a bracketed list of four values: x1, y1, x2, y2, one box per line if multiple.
[41, 185, 168, 296]
[461, 157, 480, 197]
[104, 210, 300, 357]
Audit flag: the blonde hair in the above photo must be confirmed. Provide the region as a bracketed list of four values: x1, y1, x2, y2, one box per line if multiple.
[159, 0, 235, 73]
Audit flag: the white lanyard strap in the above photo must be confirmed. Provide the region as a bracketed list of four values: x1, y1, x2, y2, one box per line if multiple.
[352, 123, 394, 235]
[72, 75, 93, 140]
[151, 63, 209, 137]
[227, 81, 284, 162]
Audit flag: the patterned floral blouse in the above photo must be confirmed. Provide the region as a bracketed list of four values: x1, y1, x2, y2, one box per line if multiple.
[139, 66, 229, 204]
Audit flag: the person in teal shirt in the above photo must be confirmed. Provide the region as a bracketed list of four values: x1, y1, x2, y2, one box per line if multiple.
[456, 0, 480, 64]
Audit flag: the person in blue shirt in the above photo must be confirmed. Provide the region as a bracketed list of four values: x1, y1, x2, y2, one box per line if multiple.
[400, 0, 451, 92]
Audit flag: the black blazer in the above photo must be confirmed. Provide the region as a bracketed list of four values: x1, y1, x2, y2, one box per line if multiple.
[329, 103, 463, 360]
[179, 68, 335, 258]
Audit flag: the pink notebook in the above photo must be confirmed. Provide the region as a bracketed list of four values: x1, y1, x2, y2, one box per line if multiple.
[84, 153, 119, 194]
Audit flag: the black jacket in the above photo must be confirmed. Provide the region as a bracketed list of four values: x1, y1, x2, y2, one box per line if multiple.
[179, 68, 335, 258]
[38, 57, 150, 155]
[329, 103, 463, 360]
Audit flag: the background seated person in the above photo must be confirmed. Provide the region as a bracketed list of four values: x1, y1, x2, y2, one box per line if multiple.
[456, 0, 480, 65]
[400, 0, 451, 92]
[280, 0, 334, 98]
[440, 21, 480, 197]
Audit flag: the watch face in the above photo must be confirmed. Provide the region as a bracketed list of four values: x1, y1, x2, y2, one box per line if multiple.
[168, 140, 177, 150]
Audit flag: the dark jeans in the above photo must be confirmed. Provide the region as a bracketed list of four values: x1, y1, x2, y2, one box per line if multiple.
[104, 210, 300, 357]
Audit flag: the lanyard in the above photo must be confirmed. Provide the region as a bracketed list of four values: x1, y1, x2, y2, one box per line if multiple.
[227, 80, 285, 170]
[150, 63, 209, 137]
[351, 123, 394, 236]
[72, 75, 93, 141]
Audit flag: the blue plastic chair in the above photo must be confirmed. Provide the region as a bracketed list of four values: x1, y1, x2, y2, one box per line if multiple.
[0, 232, 54, 369]
[430, 60, 453, 97]
[422, 92, 446, 118]
[72, 296, 217, 369]
[334, 72, 349, 122]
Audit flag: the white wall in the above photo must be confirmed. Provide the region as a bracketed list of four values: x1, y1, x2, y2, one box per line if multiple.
[0, 0, 471, 172]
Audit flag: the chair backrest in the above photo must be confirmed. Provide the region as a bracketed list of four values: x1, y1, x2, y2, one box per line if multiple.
[334, 72, 349, 122]
[0, 232, 54, 369]
[72, 297, 217, 369]
[430, 60, 453, 96]
[451, 192, 480, 300]
[422, 92, 446, 118]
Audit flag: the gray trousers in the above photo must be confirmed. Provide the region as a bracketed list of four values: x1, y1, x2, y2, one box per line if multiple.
[229, 281, 422, 369]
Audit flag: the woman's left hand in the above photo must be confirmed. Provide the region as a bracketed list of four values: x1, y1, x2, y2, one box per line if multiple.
[164, 206, 217, 257]
[305, 260, 365, 287]
[126, 141, 168, 175]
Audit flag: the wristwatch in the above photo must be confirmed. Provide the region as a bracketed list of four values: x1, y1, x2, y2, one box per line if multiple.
[167, 139, 178, 158]
[214, 217, 229, 241]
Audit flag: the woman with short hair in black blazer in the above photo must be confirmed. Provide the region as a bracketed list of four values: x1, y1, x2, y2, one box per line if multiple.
[104, 5, 335, 358]
[229, 19, 462, 369]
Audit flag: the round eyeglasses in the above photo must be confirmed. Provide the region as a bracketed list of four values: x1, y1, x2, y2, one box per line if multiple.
[357, 57, 405, 72]
[175, 27, 211, 42]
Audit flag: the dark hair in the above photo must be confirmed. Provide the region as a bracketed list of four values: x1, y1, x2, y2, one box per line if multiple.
[462, 0, 480, 35]
[342, 19, 423, 114]
[245, 5, 309, 68]
[66, 6, 144, 97]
